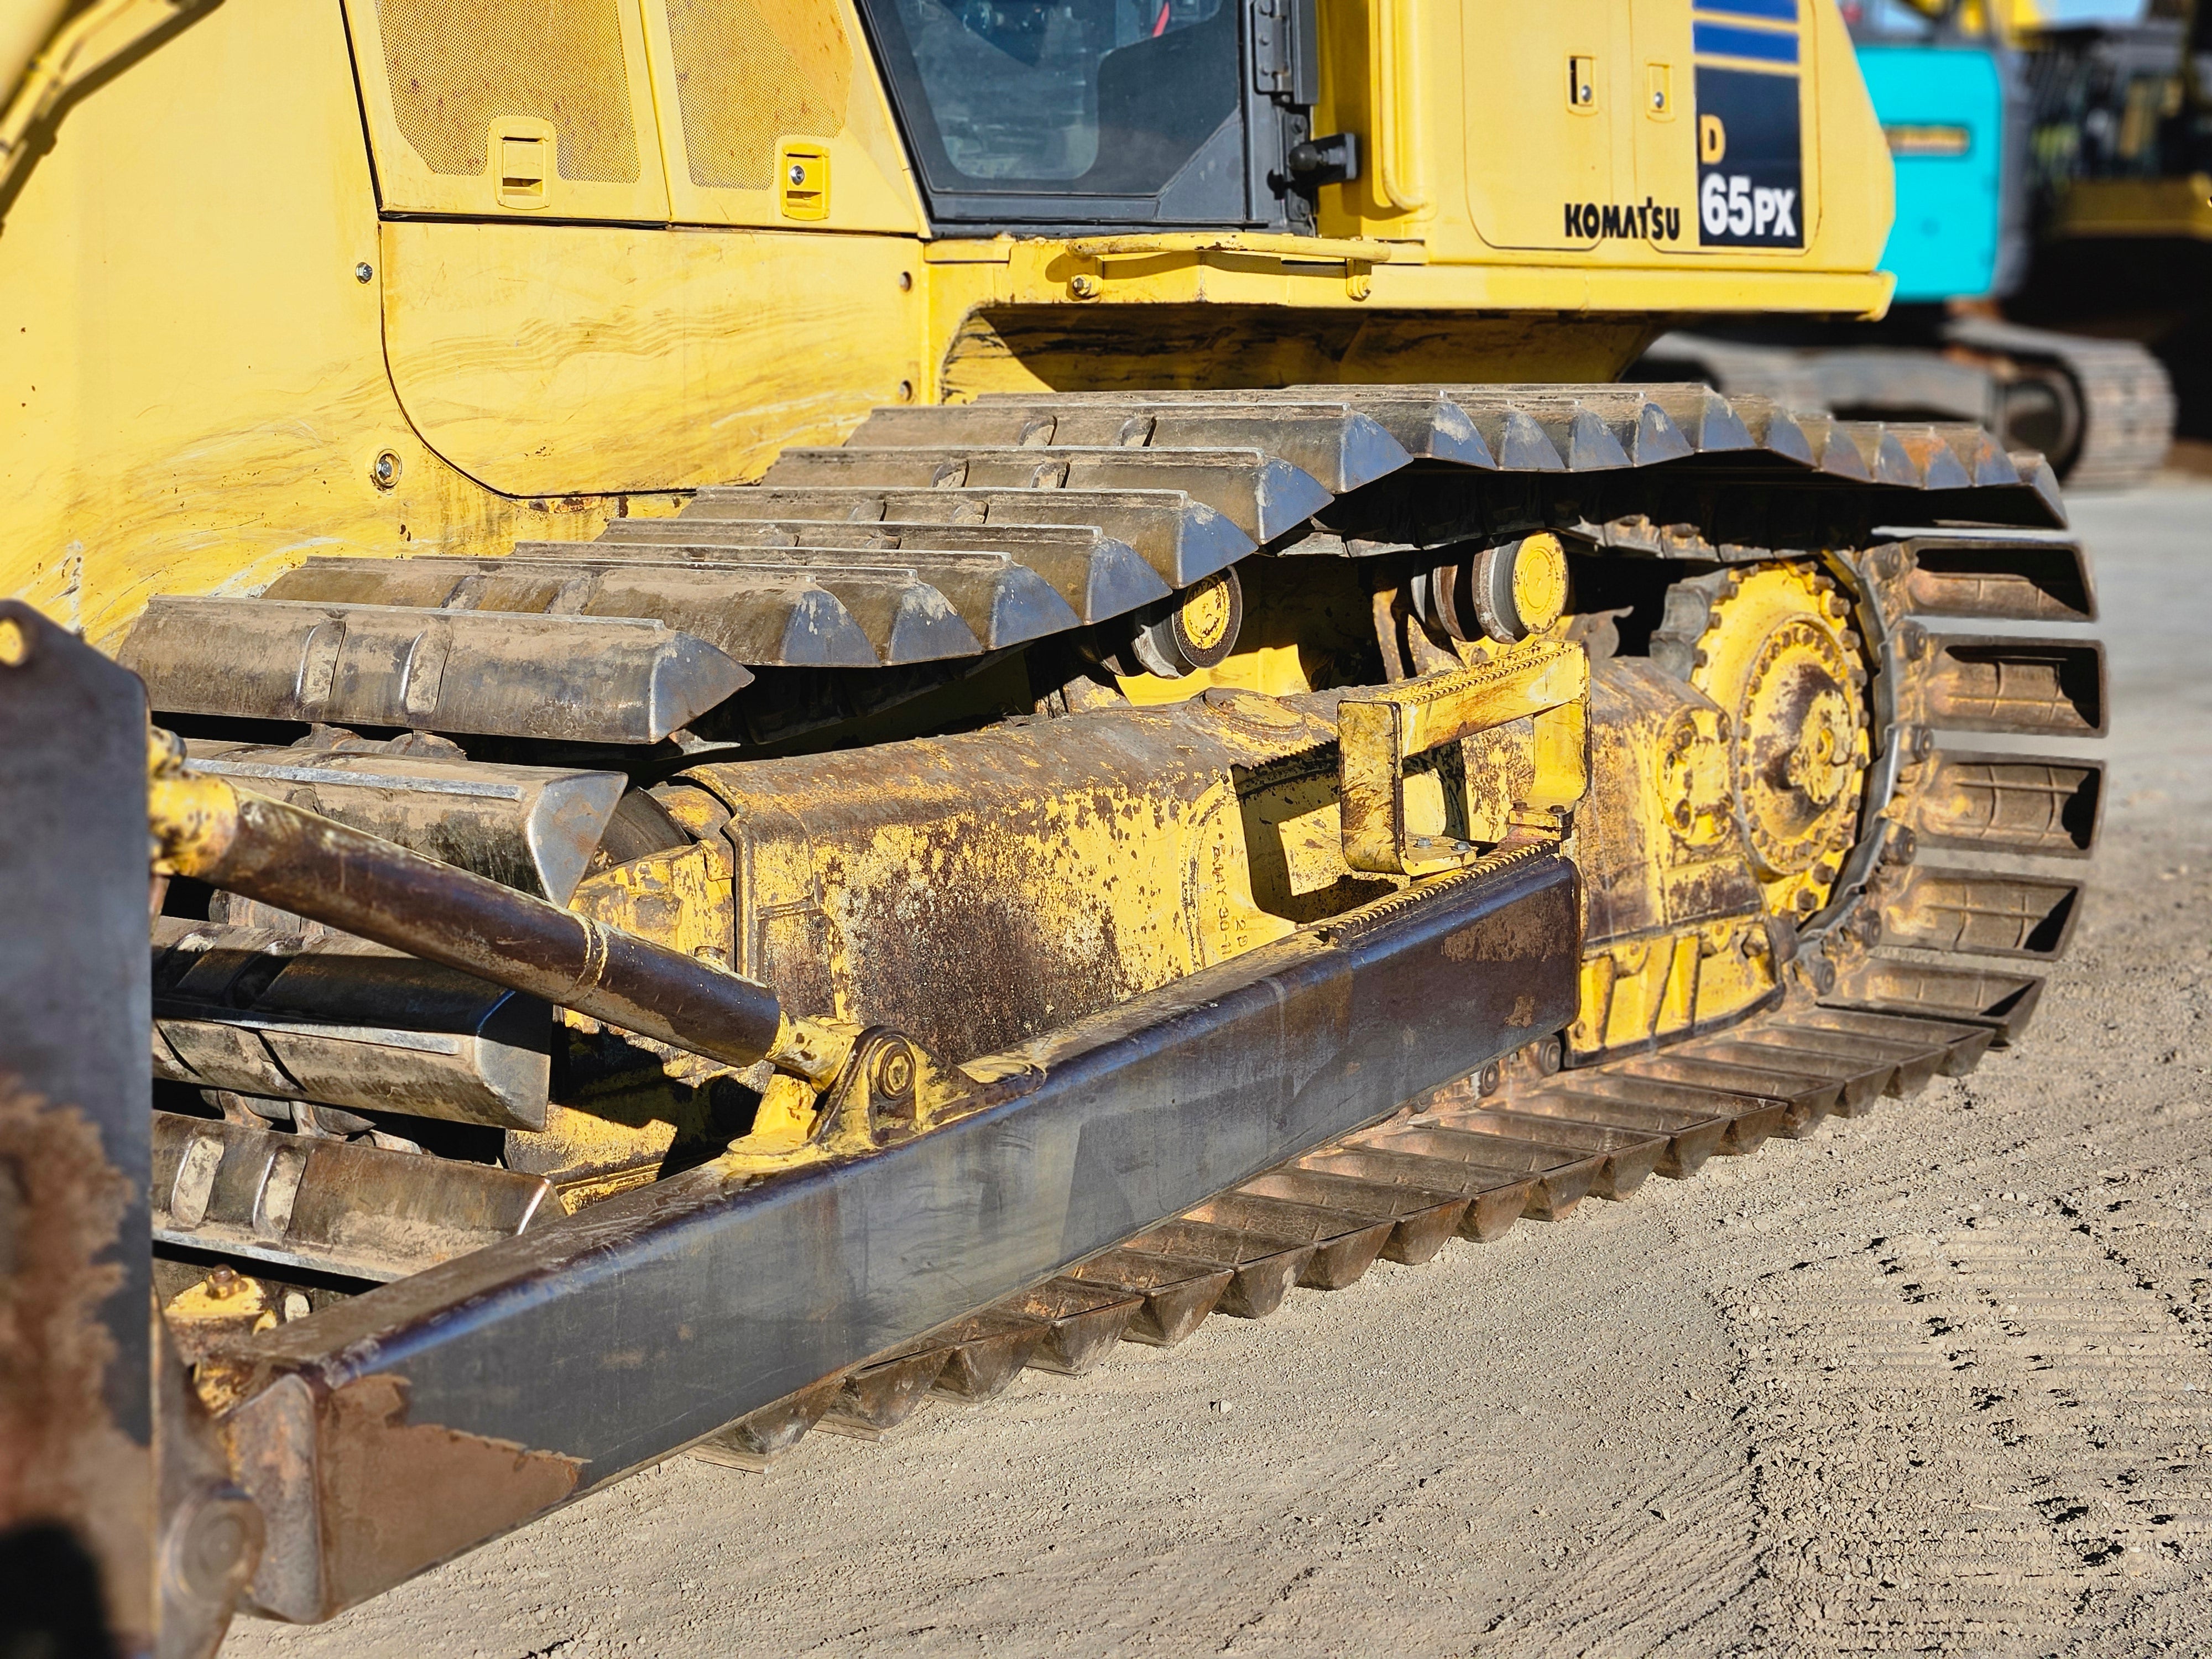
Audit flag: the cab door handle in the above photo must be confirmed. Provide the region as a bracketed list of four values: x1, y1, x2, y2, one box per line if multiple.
[489, 118, 555, 210]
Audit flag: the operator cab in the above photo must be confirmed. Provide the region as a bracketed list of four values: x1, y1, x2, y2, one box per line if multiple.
[859, 0, 1324, 229]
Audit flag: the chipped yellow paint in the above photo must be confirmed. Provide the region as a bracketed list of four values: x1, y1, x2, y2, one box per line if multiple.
[1339, 640, 1588, 874]
[1569, 913, 1777, 1056]
[1116, 644, 1316, 705]
[570, 840, 737, 969]
[1565, 655, 1782, 1062]
[162, 1267, 276, 1335]
[561, 839, 740, 1085]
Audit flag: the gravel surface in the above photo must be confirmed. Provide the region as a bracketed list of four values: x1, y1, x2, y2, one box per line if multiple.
[231, 485, 2212, 1659]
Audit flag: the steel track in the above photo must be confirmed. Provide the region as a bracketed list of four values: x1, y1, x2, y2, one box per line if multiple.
[693, 519, 2104, 1467]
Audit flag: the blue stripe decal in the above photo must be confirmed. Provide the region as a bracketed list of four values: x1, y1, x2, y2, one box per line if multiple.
[1693, 0, 1798, 19]
[1693, 22, 1800, 63]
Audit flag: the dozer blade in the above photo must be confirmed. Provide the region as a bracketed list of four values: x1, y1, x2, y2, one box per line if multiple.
[0, 602, 165, 1652]
[209, 849, 1577, 1623]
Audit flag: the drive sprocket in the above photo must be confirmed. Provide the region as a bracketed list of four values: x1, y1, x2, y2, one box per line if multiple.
[1654, 562, 1873, 921]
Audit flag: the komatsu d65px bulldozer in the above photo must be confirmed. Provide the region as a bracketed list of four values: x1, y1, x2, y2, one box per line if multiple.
[0, 0, 2105, 1651]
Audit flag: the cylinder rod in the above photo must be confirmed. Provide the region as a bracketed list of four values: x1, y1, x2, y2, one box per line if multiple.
[147, 733, 791, 1073]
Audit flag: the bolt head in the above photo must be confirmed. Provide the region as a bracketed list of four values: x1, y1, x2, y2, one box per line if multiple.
[875, 1044, 915, 1099]
[789, 163, 807, 185]
[354, 262, 374, 283]
[162, 1484, 263, 1609]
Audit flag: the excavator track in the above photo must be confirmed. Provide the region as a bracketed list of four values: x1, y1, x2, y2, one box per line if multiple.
[124, 382, 2101, 1620]
[1940, 315, 2177, 493]
[1639, 325, 2173, 494]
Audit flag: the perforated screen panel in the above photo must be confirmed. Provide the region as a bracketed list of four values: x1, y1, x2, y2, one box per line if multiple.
[374, 0, 643, 183]
[665, 0, 849, 191]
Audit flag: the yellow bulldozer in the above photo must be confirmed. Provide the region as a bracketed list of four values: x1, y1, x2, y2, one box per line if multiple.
[0, 0, 2105, 1651]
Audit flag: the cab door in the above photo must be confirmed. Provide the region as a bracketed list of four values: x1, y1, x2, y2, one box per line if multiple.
[351, 0, 927, 500]
[346, 0, 671, 220]
[639, 0, 923, 230]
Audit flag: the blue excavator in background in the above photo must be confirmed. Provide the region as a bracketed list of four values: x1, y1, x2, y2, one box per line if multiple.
[1644, 0, 2178, 490]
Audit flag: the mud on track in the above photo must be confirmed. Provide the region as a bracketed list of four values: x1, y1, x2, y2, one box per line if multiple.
[233, 485, 2212, 1659]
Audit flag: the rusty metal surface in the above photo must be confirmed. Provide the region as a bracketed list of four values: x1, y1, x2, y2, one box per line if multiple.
[686, 688, 1358, 1065]
[153, 1315, 262, 1659]
[0, 601, 153, 1652]
[1894, 627, 2107, 738]
[1874, 535, 2098, 624]
[150, 757, 789, 1072]
[1900, 752, 2104, 859]
[208, 849, 1578, 1619]
[1789, 530, 2107, 1044]
[226, 1371, 582, 1623]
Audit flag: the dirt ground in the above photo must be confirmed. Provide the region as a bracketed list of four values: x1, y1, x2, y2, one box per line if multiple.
[231, 484, 2212, 1659]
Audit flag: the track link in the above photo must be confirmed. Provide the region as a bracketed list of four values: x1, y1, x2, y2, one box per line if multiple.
[119, 383, 2064, 742]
